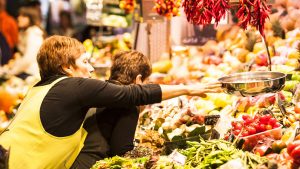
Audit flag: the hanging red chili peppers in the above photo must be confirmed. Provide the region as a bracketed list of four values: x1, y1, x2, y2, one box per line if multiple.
[154, 0, 181, 18]
[236, 0, 270, 36]
[119, 0, 136, 14]
[182, 0, 270, 36]
[182, 0, 230, 25]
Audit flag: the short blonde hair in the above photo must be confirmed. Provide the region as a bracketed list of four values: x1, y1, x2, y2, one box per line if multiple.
[37, 35, 85, 79]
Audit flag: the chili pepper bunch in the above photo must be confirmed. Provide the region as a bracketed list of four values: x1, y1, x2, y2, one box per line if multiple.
[182, 0, 230, 25]
[236, 0, 270, 36]
[154, 0, 181, 18]
[119, 0, 136, 14]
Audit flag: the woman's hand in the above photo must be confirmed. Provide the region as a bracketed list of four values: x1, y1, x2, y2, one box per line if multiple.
[187, 82, 223, 97]
[160, 82, 223, 100]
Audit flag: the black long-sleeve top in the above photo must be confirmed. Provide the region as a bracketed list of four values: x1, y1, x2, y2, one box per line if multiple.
[35, 75, 162, 137]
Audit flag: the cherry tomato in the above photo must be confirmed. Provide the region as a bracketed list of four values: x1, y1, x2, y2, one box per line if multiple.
[231, 121, 237, 127]
[258, 124, 266, 132]
[233, 129, 241, 136]
[244, 118, 253, 125]
[254, 114, 260, 120]
[242, 114, 251, 121]
[248, 126, 256, 135]
[242, 131, 249, 137]
[259, 116, 268, 124]
[235, 123, 243, 130]
[266, 124, 273, 130]
[294, 102, 300, 114]
[265, 114, 272, 121]
[268, 118, 277, 126]
[273, 122, 281, 128]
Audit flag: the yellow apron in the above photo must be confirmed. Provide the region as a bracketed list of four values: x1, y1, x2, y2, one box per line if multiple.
[0, 77, 87, 169]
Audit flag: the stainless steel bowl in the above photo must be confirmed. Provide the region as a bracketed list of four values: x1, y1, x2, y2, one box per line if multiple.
[218, 71, 286, 96]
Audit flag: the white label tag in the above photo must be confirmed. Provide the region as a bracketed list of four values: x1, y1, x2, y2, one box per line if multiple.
[168, 150, 186, 166]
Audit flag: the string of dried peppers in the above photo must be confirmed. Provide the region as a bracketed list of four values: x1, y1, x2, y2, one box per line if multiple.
[182, 0, 271, 36]
[236, 0, 271, 36]
[182, 0, 230, 25]
[154, 0, 181, 18]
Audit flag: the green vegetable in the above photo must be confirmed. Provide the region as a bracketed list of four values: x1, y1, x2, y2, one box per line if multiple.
[90, 156, 149, 169]
[179, 139, 267, 169]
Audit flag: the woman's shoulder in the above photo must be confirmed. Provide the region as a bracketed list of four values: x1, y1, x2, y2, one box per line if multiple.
[58, 77, 107, 87]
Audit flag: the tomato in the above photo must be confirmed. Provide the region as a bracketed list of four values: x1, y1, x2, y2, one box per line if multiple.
[272, 140, 287, 153]
[248, 126, 256, 135]
[287, 140, 300, 155]
[291, 145, 300, 160]
[265, 114, 272, 121]
[242, 114, 251, 121]
[266, 124, 273, 130]
[244, 119, 253, 125]
[273, 122, 281, 128]
[235, 123, 243, 130]
[268, 118, 277, 126]
[233, 129, 241, 136]
[253, 114, 259, 120]
[294, 102, 300, 114]
[242, 131, 249, 137]
[258, 124, 266, 132]
[259, 115, 268, 124]
[231, 121, 237, 127]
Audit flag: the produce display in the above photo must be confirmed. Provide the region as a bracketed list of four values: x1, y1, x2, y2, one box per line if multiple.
[154, 0, 181, 18]
[83, 32, 132, 67]
[1, 0, 300, 168]
[0, 76, 38, 131]
[91, 156, 149, 169]
[179, 139, 268, 169]
[119, 0, 135, 14]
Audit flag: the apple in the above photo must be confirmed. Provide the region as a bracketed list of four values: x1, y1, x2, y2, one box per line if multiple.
[255, 54, 268, 66]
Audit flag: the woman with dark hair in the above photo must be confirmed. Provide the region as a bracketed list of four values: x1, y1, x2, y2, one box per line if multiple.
[0, 6, 44, 78]
[72, 51, 153, 169]
[0, 35, 221, 169]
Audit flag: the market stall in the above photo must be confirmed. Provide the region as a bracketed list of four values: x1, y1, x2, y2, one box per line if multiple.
[0, 0, 300, 168]
[89, 0, 300, 168]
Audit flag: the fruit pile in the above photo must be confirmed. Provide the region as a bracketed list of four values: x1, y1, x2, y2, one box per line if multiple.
[119, 0, 135, 14]
[231, 114, 281, 137]
[154, 0, 181, 18]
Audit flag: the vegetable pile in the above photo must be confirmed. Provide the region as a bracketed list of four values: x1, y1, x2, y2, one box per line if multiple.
[91, 156, 149, 169]
[179, 139, 268, 168]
